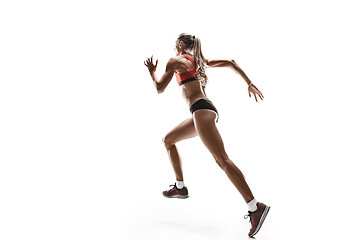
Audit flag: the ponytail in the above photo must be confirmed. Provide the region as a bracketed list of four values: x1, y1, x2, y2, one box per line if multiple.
[193, 37, 208, 86]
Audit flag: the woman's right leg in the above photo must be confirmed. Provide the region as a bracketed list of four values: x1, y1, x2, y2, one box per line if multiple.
[192, 110, 255, 203]
[163, 117, 198, 181]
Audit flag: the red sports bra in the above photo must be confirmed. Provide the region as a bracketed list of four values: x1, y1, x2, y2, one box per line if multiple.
[175, 54, 198, 86]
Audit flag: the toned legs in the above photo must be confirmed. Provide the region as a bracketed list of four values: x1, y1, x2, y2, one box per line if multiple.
[163, 118, 198, 181]
[193, 110, 254, 203]
[162, 112, 254, 203]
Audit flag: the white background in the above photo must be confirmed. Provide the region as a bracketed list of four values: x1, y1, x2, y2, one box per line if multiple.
[1, 0, 359, 239]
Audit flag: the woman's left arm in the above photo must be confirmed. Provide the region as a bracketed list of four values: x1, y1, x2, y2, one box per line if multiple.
[144, 56, 177, 94]
[206, 58, 264, 102]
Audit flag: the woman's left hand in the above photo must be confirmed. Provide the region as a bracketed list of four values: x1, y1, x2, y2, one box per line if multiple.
[144, 55, 158, 73]
[248, 83, 264, 102]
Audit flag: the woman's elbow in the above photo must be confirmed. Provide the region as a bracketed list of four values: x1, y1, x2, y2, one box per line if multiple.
[228, 59, 237, 68]
[156, 84, 164, 94]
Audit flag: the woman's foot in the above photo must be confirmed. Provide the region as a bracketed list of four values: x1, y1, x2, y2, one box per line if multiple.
[162, 184, 189, 199]
[244, 202, 270, 237]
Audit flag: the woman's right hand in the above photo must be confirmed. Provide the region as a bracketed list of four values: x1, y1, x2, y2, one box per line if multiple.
[144, 55, 158, 73]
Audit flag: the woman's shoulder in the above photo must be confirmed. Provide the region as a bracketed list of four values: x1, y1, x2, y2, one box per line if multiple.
[168, 55, 195, 70]
[167, 56, 182, 66]
[176, 54, 195, 64]
[167, 55, 191, 66]
[173, 54, 194, 59]
[182, 54, 194, 60]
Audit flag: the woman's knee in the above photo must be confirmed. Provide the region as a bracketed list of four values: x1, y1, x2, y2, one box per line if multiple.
[214, 154, 231, 169]
[162, 135, 174, 149]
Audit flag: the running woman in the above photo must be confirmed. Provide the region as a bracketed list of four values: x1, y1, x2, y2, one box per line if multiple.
[144, 33, 269, 237]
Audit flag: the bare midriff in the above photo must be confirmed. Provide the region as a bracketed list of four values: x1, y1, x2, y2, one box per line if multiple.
[180, 80, 207, 107]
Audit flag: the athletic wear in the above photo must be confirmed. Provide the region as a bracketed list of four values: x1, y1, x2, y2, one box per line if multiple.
[175, 54, 198, 86]
[175, 180, 185, 189]
[163, 184, 189, 199]
[175, 55, 219, 121]
[244, 202, 270, 237]
[247, 198, 258, 212]
[190, 98, 219, 122]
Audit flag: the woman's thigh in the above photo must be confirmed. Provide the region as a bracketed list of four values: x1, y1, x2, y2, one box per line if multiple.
[192, 110, 228, 160]
[163, 117, 198, 147]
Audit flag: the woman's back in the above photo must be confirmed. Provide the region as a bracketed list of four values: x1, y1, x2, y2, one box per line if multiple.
[175, 54, 207, 106]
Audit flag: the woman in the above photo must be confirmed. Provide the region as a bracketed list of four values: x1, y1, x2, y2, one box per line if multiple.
[144, 33, 269, 238]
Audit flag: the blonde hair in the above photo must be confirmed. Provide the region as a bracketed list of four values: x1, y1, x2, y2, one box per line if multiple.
[176, 33, 208, 86]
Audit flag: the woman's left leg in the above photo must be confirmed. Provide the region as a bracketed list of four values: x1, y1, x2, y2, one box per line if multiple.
[192, 109, 255, 203]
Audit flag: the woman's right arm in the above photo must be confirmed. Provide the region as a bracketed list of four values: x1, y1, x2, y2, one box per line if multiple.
[205, 59, 252, 86]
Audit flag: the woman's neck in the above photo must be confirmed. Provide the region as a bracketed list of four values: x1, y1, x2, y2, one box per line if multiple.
[177, 50, 189, 56]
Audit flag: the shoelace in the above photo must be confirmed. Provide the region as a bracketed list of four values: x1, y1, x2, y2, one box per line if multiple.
[244, 212, 254, 224]
[166, 184, 176, 192]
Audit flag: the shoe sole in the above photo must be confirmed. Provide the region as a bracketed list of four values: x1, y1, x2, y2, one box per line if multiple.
[249, 206, 270, 238]
[163, 193, 189, 199]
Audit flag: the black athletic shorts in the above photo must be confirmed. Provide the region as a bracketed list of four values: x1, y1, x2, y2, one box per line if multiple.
[189, 98, 219, 122]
